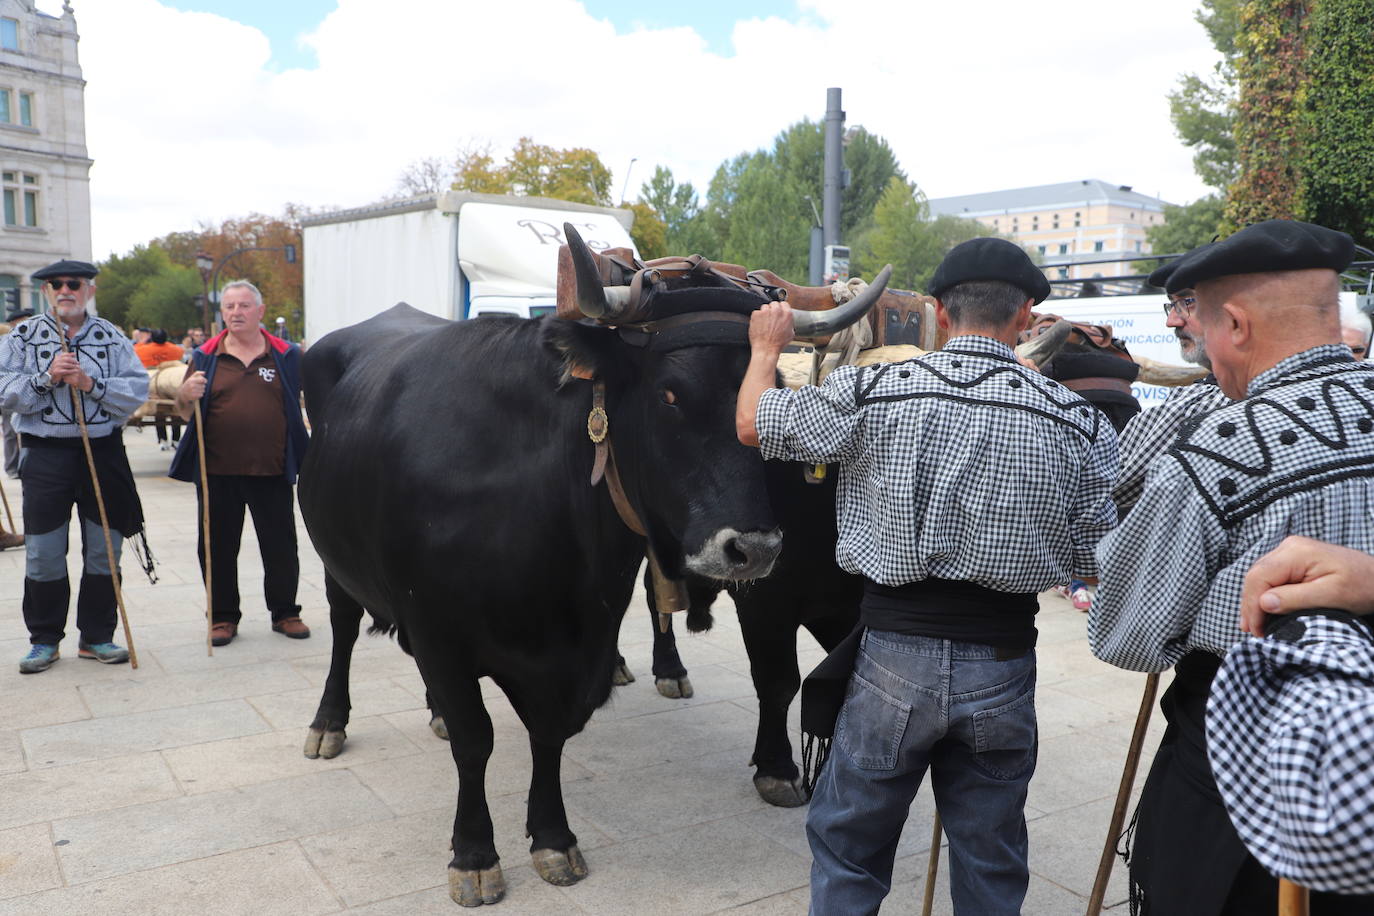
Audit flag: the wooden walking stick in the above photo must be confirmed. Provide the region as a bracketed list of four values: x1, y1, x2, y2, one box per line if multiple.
[1278, 879, 1310, 916]
[921, 811, 943, 916]
[1086, 672, 1160, 916]
[53, 318, 138, 668]
[193, 398, 213, 656]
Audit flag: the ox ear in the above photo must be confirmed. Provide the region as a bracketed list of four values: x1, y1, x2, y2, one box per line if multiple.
[542, 319, 628, 385]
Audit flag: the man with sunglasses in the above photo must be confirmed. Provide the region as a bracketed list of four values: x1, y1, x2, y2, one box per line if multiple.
[0, 259, 150, 673]
[1111, 252, 1231, 517]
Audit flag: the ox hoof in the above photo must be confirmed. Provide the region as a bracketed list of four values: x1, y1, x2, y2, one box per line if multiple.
[655, 675, 694, 699]
[429, 714, 450, 741]
[754, 774, 809, 808]
[448, 864, 506, 907]
[531, 845, 588, 886]
[611, 661, 636, 686]
[303, 727, 346, 759]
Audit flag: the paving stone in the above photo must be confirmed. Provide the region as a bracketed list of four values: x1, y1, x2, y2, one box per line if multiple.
[341, 871, 585, 916]
[562, 746, 777, 843]
[588, 663, 760, 722]
[80, 660, 311, 716]
[22, 698, 271, 768]
[300, 789, 611, 907]
[884, 848, 1090, 915]
[0, 841, 339, 915]
[161, 714, 424, 794]
[1028, 728, 1146, 815]
[555, 818, 809, 916]
[351, 732, 596, 817]
[0, 732, 24, 777]
[563, 699, 759, 776]
[1025, 796, 1131, 906]
[0, 753, 179, 831]
[51, 768, 393, 882]
[0, 684, 88, 731]
[247, 675, 424, 730]
[0, 823, 62, 901]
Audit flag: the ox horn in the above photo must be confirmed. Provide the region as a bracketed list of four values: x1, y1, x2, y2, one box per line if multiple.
[564, 223, 632, 321]
[1015, 318, 1071, 367]
[791, 265, 893, 338]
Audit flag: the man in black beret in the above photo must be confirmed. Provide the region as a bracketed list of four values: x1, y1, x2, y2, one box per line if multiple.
[1111, 250, 1231, 517]
[0, 258, 150, 673]
[737, 237, 1118, 914]
[1090, 219, 1374, 914]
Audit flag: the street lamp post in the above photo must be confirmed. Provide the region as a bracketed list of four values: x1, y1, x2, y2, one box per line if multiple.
[195, 251, 213, 334]
[618, 157, 638, 206]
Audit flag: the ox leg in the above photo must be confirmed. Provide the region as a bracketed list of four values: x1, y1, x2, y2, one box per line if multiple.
[425, 690, 450, 741]
[426, 674, 505, 907]
[526, 735, 588, 886]
[736, 604, 809, 807]
[304, 573, 363, 759]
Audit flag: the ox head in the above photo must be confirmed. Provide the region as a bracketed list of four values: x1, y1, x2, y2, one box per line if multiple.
[546, 225, 886, 582]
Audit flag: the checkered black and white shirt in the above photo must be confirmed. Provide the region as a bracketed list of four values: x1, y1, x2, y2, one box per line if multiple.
[1114, 378, 1230, 517]
[756, 335, 1118, 592]
[1207, 613, 1374, 895]
[1091, 345, 1374, 671]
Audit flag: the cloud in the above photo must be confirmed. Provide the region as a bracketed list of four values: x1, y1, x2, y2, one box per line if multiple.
[68, 0, 1220, 258]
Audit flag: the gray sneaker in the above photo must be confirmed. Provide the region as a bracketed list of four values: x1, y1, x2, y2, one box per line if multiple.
[77, 641, 129, 664]
[19, 644, 59, 673]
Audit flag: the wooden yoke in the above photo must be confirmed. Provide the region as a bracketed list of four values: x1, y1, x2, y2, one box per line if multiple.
[556, 245, 943, 350]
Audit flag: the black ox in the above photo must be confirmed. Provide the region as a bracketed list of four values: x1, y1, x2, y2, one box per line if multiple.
[297, 228, 887, 907]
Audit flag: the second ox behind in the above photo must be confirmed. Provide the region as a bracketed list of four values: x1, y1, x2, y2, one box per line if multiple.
[295, 225, 888, 907]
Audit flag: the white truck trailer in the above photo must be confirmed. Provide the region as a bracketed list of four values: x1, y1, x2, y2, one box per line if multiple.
[301, 191, 636, 344]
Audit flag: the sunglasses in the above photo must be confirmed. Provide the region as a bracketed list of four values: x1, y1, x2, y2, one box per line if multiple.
[47, 279, 86, 292]
[1161, 296, 1197, 318]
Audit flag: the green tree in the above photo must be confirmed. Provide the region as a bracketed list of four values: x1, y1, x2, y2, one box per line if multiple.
[1168, 0, 1242, 192]
[96, 245, 176, 330]
[638, 165, 717, 255]
[1297, 0, 1374, 247]
[851, 178, 997, 292]
[621, 202, 667, 260]
[1142, 195, 1228, 274]
[450, 138, 614, 206]
[126, 265, 202, 333]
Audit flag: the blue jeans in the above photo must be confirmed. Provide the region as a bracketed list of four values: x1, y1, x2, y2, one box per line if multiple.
[806, 629, 1037, 915]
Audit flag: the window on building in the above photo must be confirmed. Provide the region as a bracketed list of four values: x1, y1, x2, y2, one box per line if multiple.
[1038, 245, 1046, 255]
[1074, 219, 1081, 227]
[1058, 243, 1068, 255]
[0, 19, 16, 52]
[3, 171, 38, 227]
[1135, 240, 1142, 252]
[19, 92, 31, 127]
[1057, 267, 1068, 279]
[0, 90, 10, 124]
[1093, 240, 1104, 253]
[1075, 211, 1081, 217]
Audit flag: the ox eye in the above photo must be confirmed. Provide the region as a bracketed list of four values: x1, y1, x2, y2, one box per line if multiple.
[660, 389, 677, 406]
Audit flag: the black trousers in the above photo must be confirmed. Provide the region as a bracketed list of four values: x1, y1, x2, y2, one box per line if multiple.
[1130, 652, 1373, 915]
[196, 474, 300, 625]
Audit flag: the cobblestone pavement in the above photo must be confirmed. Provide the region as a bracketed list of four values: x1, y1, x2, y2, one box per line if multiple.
[0, 430, 1163, 914]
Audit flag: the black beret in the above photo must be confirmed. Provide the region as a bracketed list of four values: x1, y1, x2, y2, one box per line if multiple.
[1170, 220, 1354, 290]
[1148, 243, 1216, 294]
[32, 259, 98, 281]
[928, 237, 1050, 304]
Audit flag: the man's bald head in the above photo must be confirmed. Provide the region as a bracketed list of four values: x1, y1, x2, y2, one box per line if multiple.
[1195, 269, 1343, 398]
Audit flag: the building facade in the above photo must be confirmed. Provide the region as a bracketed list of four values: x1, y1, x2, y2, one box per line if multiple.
[927, 180, 1169, 293]
[0, 1, 91, 315]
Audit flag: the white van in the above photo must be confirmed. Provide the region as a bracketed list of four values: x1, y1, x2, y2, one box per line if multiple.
[1042, 292, 1372, 410]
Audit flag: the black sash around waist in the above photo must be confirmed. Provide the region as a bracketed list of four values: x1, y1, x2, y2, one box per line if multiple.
[860, 577, 1039, 652]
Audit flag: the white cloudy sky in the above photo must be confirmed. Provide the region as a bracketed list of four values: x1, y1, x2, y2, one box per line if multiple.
[54, 0, 1223, 259]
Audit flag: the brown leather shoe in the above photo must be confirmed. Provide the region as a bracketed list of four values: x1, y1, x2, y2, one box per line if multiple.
[272, 616, 310, 639]
[210, 621, 237, 647]
[0, 531, 24, 550]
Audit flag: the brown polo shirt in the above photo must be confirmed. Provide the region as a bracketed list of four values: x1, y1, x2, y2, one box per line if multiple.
[204, 342, 287, 476]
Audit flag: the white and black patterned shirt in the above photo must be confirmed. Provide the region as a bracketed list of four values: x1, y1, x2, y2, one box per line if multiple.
[0, 313, 148, 437]
[756, 335, 1118, 592]
[1091, 345, 1374, 672]
[1207, 612, 1374, 895]
[1114, 378, 1231, 517]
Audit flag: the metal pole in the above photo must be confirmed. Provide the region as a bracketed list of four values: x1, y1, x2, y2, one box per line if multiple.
[823, 87, 844, 248]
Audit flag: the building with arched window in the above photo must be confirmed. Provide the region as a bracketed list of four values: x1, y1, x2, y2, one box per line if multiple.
[0, 1, 91, 316]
